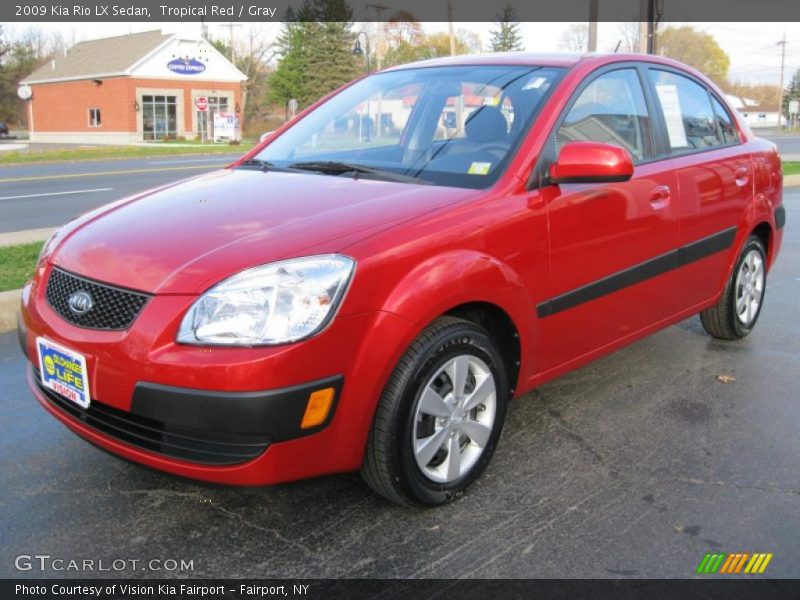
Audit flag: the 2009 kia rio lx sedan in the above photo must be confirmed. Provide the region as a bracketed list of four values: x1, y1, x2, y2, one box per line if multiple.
[19, 53, 784, 505]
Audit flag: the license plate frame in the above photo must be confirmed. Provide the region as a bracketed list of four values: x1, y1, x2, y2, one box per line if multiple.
[36, 337, 91, 409]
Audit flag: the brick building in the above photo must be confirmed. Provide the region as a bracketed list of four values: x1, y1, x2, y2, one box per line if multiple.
[20, 30, 247, 144]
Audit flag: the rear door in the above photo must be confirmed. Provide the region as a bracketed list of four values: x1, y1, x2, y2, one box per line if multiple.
[536, 65, 681, 371]
[644, 67, 751, 306]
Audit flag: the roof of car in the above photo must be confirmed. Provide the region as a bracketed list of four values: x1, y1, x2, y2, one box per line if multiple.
[384, 52, 672, 72]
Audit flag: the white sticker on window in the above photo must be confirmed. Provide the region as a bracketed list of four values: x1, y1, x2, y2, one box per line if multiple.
[523, 76, 547, 90]
[655, 84, 688, 149]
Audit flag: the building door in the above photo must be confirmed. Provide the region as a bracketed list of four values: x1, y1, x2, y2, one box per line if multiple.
[196, 96, 230, 141]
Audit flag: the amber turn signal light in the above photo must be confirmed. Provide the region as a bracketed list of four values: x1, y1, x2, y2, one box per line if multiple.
[300, 387, 335, 429]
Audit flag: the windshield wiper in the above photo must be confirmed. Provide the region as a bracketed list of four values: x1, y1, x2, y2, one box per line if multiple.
[287, 161, 428, 185]
[237, 159, 300, 173]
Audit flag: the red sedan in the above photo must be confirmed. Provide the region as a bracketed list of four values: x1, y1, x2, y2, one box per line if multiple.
[19, 53, 784, 505]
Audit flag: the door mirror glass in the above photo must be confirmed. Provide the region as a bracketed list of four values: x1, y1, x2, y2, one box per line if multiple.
[548, 141, 634, 185]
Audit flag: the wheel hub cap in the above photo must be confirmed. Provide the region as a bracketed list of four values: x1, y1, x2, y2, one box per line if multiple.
[734, 249, 764, 326]
[412, 354, 497, 484]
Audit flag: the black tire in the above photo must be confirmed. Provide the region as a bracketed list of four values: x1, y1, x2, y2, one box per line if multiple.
[700, 235, 767, 340]
[361, 316, 509, 506]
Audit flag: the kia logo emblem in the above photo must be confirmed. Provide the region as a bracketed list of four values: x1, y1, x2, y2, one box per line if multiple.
[67, 291, 93, 315]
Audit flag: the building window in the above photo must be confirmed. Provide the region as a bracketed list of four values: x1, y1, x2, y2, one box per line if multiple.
[141, 95, 178, 141]
[88, 108, 101, 127]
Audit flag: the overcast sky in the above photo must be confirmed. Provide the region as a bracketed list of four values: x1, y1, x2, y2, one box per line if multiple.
[7, 21, 799, 86]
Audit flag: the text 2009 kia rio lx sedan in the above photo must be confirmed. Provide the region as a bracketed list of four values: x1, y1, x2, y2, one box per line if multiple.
[19, 53, 784, 505]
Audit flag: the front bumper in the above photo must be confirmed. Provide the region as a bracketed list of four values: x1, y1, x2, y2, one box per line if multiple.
[30, 364, 342, 466]
[20, 263, 418, 485]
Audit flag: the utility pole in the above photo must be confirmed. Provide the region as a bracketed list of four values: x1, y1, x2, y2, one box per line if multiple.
[638, 0, 649, 53]
[640, 0, 662, 54]
[777, 32, 788, 132]
[447, 0, 456, 56]
[588, 0, 598, 52]
[366, 4, 388, 70]
[220, 23, 242, 64]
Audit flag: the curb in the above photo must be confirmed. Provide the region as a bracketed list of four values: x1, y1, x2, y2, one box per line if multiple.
[785, 174, 800, 187]
[0, 227, 56, 248]
[0, 289, 21, 335]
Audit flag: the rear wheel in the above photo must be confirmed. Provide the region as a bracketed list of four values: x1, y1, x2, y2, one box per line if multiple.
[700, 235, 767, 340]
[361, 317, 508, 506]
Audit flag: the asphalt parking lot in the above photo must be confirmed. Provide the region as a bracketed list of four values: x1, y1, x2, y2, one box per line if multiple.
[1, 191, 797, 579]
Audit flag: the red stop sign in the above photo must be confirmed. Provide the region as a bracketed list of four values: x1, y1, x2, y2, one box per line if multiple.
[195, 96, 208, 111]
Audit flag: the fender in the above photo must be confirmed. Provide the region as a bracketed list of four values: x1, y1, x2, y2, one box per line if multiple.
[375, 250, 536, 389]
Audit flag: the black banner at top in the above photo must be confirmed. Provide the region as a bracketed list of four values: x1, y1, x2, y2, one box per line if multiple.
[4, 0, 800, 22]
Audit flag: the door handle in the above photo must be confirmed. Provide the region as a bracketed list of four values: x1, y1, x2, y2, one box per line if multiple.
[649, 185, 671, 209]
[735, 166, 750, 187]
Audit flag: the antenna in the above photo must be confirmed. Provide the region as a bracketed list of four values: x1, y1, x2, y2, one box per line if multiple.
[614, 40, 622, 53]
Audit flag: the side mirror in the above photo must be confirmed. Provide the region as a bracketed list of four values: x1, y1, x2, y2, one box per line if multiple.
[548, 141, 634, 185]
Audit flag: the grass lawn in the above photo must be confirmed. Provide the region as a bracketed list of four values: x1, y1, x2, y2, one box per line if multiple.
[0, 242, 44, 292]
[784, 162, 800, 176]
[0, 142, 254, 165]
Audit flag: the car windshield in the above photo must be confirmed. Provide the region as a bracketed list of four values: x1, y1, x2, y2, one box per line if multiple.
[246, 65, 564, 189]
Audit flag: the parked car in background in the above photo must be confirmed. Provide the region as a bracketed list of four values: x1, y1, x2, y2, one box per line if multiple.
[19, 53, 784, 506]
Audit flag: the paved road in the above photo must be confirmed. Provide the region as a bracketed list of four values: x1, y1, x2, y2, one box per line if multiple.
[0, 154, 242, 234]
[761, 133, 800, 160]
[1, 192, 797, 579]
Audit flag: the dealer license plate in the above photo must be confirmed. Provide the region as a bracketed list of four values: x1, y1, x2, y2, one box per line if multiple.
[36, 337, 91, 409]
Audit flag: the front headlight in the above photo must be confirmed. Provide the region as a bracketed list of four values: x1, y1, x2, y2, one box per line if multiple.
[177, 254, 355, 346]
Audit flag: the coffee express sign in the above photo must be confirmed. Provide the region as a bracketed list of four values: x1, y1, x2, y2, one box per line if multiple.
[167, 57, 206, 75]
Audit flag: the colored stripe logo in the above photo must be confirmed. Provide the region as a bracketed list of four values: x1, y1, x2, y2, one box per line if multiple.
[697, 552, 773, 574]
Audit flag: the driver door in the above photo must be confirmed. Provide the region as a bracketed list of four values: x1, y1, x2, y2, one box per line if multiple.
[535, 66, 681, 372]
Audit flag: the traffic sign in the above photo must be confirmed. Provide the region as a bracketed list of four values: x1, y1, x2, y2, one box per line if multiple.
[195, 96, 209, 112]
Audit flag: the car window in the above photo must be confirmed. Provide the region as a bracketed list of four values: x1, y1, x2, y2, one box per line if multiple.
[649, 69, 724, 151]
[709, 94, 739, 145]
[556, 68, 653, 162]
[433, 85, 515, 142]
[294, 83, 422, 157]
[251, 65, 564, 189]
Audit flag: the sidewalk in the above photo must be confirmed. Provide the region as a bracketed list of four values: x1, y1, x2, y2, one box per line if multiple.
[0, 227, 56, 248]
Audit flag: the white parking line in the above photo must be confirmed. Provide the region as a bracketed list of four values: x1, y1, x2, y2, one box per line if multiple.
[0, 187, 113, 201]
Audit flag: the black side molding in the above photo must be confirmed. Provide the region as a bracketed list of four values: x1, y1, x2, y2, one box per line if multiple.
[131, 375, 343, 443]
[537, 227, 737, 318]
[775, 205, 786, 230]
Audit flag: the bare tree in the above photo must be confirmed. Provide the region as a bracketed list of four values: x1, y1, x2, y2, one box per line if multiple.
[558, 23, 589, 52]
[613, 22, 641, 53]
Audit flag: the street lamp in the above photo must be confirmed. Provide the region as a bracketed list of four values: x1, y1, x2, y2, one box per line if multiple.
[353, 32, 371, 73]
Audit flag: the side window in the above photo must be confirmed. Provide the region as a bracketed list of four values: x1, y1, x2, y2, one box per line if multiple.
[557, 68, 653, 162]
[649, 70, 723, 151]
[709, 95, 739, 144]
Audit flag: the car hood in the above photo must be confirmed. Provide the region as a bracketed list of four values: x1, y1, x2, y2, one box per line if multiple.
[50, 169, 475, 294]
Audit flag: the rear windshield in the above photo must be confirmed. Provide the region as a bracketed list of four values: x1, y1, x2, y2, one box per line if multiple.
[246, 65, 564, 189]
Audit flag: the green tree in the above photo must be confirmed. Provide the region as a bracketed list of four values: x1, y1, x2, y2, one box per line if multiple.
[783, 68, 800, 120]
[0, 31, 41, 124]
[489, 5, 524, 52]
[267, 0, 358, 113]
[656, 26, 730, 86]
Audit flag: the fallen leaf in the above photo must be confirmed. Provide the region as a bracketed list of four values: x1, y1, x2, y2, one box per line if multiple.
[717, 375, 735, 384]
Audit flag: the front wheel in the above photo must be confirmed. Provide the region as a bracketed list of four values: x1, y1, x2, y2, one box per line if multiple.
[700, 235, 767, 340]
[361, 317, 509, 506]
